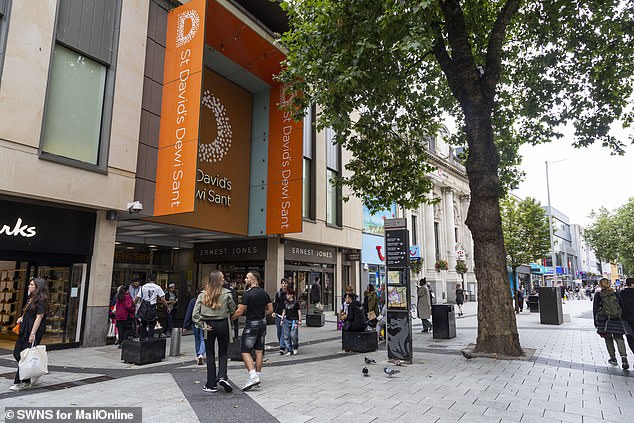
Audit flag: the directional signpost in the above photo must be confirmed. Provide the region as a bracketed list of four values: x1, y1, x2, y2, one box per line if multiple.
[384, 218, 412, 363]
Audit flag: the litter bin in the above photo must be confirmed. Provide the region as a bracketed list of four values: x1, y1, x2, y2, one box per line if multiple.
[432, 304, 456, 339]
[527, 295, 539, 312]
[538, 287, 563, 325]
[169, 328, 182, 356]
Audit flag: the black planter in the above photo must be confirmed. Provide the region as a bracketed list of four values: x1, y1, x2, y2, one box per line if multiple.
[121, 338, 166, 365]
[342, 330, 378, 353]
[306, 313, 325, 327]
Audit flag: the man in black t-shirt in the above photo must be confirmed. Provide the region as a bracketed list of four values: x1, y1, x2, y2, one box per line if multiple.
[231, 271, 272, 391]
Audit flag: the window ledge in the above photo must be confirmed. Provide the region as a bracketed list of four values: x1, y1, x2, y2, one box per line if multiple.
[326, 223, 343, 230]
[39, 153, 107, 175]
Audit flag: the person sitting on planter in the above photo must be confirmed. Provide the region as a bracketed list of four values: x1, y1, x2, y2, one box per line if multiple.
[341, 293, 367, 332]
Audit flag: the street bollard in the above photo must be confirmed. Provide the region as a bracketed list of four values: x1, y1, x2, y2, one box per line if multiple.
[169, 328, 182, 356]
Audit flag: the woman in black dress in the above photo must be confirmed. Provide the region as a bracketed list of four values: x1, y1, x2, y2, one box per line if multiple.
[10, 277, 49, 391]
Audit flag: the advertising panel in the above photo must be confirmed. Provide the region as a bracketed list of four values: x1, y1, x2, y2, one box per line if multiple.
[154, 0, 206, 216]
[150, 69, 253, 235]
[266, 82, 303, 234]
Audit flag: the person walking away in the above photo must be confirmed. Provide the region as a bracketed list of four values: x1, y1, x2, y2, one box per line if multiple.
[10, 278, 49, 391]
[594, 278, 632, 369]
[282, 290, 301, 355]
[193, 271, 236, 393]
[363, 284, 379, 326]
[620, 278, 634, 354]
[230, 271, 272, 391]
[163, 283, 178, 336]
[455, 284, 465, 316]
[272, 278, 288, 355]
[135, 276, 168, 340]
[183, 294, 205, 365]
[417, 278, 432, 332]
[585, 285, 592, 301]
[114, 284, 135, 348]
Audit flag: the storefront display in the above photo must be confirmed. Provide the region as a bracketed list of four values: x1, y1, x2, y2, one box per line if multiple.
[284, 240, 337, 312]
[0, 199, 95, 348]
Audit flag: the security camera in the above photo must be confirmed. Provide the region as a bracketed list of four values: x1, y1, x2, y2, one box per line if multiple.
[126, 201, 143, 214]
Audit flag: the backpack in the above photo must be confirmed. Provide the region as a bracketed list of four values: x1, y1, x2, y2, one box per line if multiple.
[599, 290, 622, 319]
[137, 299, 157, 322]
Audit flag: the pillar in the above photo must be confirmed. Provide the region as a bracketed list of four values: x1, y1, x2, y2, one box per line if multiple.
[83, 211, 117, 347]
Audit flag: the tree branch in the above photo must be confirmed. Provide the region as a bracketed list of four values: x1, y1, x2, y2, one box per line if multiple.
[483, 0, 520, 98]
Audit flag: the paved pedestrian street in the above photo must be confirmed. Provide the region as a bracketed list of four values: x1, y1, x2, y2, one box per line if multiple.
[0, 300, 631, 422]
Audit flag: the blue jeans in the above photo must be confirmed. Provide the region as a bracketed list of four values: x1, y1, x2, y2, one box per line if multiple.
[275, 315, 286, 352]
[283, 319, 299, 352]
[193, 327, 206, 357]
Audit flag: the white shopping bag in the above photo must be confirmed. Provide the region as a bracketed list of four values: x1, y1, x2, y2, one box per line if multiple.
[19, 345, 48, 380]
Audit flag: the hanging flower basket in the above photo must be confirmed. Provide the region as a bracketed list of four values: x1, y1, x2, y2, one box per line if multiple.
[455, 260, 468, 275]
[435, 259, 448, 271]
[409, 258, 424, 274]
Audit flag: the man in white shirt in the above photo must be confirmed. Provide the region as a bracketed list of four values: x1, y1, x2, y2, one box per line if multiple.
[135, 276, 168, 340]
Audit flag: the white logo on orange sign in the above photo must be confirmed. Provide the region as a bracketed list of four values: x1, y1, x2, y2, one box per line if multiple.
[199, 90, 232, 163]
[176, 9, 200, 48]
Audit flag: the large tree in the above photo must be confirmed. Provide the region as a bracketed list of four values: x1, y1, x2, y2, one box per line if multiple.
[500, 196, 551, 291]
[585, 198, 634, 275]
[278, 0, 633, 355]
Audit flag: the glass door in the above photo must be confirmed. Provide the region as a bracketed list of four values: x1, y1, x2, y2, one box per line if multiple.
[34, 265, 71, 344]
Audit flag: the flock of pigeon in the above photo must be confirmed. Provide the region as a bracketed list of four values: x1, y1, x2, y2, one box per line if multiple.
[361, 351, 473, 378]
[362, 356, 402, 378]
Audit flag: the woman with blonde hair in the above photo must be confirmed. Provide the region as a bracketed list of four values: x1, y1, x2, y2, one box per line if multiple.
[593, 278, 632, 369]
[193, 271, 236, 393]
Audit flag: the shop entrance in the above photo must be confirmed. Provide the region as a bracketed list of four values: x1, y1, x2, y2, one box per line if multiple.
[284, 267, 334, 313]
[0, 260, 86, 350]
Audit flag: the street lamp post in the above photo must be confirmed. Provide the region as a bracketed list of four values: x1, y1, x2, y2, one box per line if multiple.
[545, 159, 566, 287]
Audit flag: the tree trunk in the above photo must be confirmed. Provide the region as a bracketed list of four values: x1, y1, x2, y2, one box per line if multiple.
[464, 106, 523, 356]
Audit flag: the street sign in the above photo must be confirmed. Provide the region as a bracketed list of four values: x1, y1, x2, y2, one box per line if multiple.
[386, 229, 408, 267]
[456, 249, 465, 260]
[409, 245, 420, 259]
[384, 218, 412, 363]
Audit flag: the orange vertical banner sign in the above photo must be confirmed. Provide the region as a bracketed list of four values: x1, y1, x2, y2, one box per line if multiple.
[154, 0, 206, 216]
[266, 82, 303, 234]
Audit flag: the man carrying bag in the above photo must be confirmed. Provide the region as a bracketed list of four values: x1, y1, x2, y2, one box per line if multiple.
[135, 275, 168, 340]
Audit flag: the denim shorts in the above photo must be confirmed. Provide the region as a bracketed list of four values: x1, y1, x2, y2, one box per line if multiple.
[241, 318, 267, 353]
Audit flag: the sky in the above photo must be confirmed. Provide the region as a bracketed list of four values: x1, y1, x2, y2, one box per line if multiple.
[513, 136, 634, 227]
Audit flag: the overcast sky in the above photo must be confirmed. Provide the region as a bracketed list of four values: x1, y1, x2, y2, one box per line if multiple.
[513, 136, 634, 227]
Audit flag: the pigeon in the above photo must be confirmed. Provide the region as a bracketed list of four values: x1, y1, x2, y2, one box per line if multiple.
[384, 367, 401, 377]
[364, 357, 376, 365]
[362, 367, 369, 377]
[394, 360, 402, 366]
[461, 350, 475, 360]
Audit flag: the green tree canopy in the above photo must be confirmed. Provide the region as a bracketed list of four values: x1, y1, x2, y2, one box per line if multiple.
[584, 198, 634, 274]
[500, 196, 551, 285]
[278, 0, 633, 355]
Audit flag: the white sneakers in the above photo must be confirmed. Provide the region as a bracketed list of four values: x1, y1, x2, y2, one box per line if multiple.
[9, 382, 30, 391]
[241, 374, 260, 391]
[197, 355, 204, 365]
